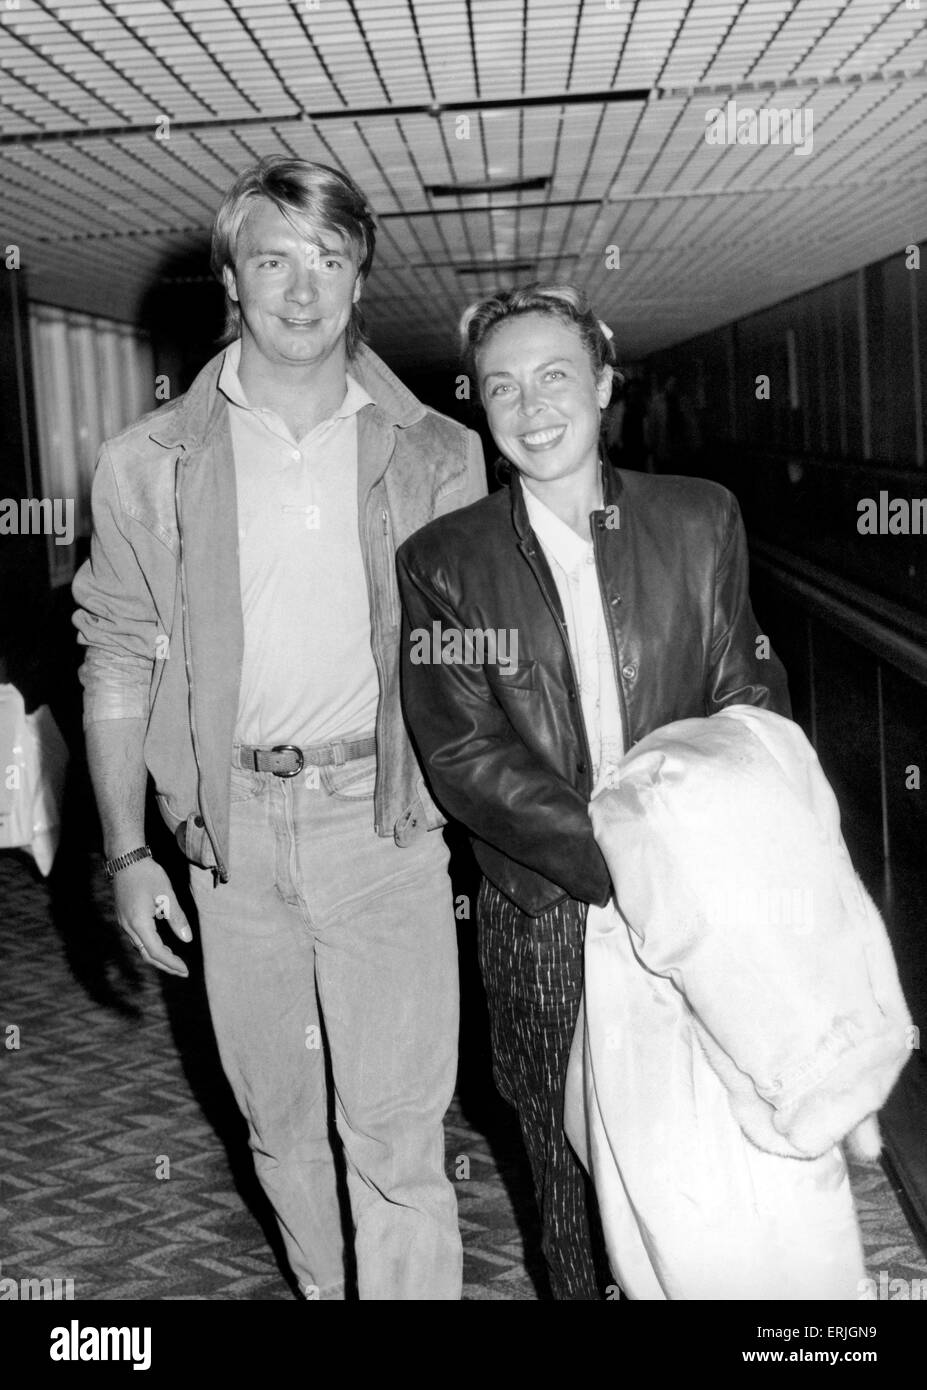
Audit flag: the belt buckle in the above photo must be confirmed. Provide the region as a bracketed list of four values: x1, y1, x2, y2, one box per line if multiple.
[270, 744, 304, 778]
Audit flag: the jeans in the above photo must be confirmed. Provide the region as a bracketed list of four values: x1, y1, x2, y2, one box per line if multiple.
[189, 753, 462, 1300]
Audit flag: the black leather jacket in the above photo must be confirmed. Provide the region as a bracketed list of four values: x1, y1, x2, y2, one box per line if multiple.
[397, 464, 791, 915]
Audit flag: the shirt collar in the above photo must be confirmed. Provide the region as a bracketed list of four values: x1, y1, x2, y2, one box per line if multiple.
[335, 372, 375, 419]
[522, 484, 593, 575]
[217, 339, 249, 410]
[217, 339, 374, 420]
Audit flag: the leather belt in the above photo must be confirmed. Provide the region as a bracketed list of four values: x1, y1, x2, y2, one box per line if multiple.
[234, 735, 377, 778]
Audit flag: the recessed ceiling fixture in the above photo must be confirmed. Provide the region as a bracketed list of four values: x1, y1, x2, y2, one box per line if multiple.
[427, 175, 551, 198]
[455, 262, 537, 278]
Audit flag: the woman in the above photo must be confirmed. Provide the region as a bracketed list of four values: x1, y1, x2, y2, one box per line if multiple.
[396, 284, 790, 1299]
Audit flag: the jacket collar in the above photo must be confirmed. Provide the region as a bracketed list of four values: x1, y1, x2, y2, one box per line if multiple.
[149, 339, 425, 452]
[349, 342, 426, 428]
[509, 455, 625, 543]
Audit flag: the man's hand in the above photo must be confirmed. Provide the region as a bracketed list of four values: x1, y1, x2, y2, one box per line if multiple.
[112, 858, 193, 978]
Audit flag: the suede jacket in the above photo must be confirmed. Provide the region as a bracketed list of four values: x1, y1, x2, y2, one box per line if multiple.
[72, 343, 486, 882]
[397, 464, 791, 915]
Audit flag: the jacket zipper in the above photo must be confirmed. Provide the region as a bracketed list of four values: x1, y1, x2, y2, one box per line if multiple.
[356, 497, 390, 832]
[174, 451, 229, 884]
[381, 508, 401, 629]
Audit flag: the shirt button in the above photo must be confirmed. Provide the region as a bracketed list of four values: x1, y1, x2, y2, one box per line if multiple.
[567, 687, 577, 702]
[610, 595, 622, 606]
[576, 760, 587, 775]
[291, 450, 300, 462]
[622, 663, 637, 681]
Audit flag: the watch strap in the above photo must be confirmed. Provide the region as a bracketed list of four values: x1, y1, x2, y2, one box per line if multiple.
[104, 845, 153, 881]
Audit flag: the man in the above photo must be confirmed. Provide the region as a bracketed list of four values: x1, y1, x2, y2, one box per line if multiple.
[396, 283, 790, 1298]
[73, 157, 486, 1301]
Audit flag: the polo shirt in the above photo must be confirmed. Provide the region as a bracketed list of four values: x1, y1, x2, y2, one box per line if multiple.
[218, 340, 379, 748]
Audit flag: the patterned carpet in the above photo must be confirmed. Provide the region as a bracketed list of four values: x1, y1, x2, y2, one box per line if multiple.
[2, 844, 925, 1302]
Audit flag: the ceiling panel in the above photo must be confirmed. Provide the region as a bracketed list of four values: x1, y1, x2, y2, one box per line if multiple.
[0, 0, 923, 366]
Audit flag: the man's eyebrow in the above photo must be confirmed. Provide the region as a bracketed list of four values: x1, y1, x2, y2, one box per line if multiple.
[245, 244, 347, 258]
[483, 357, 572, 379]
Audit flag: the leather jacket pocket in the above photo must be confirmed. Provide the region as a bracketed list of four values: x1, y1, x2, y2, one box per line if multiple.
[486, 658, 539, 699]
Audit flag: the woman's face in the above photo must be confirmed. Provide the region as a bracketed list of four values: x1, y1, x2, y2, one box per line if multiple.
[477, 313, 612, 491]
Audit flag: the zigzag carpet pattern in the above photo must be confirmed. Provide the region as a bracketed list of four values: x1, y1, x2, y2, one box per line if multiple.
[1, 848, 925, 1302]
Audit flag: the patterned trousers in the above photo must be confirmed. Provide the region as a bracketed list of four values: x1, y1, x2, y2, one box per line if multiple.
[477, 878, 608, 1300]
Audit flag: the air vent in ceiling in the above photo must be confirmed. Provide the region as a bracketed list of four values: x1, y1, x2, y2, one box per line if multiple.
[426, 176, 551, 198]
[455, 262, 537, 278]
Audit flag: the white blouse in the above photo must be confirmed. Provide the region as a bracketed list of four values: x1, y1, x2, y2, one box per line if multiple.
[522, 485, 625, 790]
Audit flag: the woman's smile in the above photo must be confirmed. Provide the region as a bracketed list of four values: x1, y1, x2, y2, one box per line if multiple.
[519, 424, 568, 450]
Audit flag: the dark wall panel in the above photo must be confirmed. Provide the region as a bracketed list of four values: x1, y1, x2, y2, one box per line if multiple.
[749, 572, 812, 732]
[807, 625, 883, 869]
[0, 269, 49, 704]
[868, 256, 919, 467]
[881, 664, 927, 871]
[644, 243, 926, 617]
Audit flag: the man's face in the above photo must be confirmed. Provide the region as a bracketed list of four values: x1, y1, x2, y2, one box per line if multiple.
[224, 198, 362, 370]
[477, 313, 612, 491]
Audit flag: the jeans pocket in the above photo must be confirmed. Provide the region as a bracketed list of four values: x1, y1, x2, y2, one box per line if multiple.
[229, 764, 263, 804]
[321, 755, 377, 800]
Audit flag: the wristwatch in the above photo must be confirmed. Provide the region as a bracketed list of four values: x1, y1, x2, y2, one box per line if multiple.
[104, 845, 153, 881]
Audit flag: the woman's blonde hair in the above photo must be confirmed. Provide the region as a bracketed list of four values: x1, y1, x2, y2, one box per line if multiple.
[459, 282, 616, 383]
